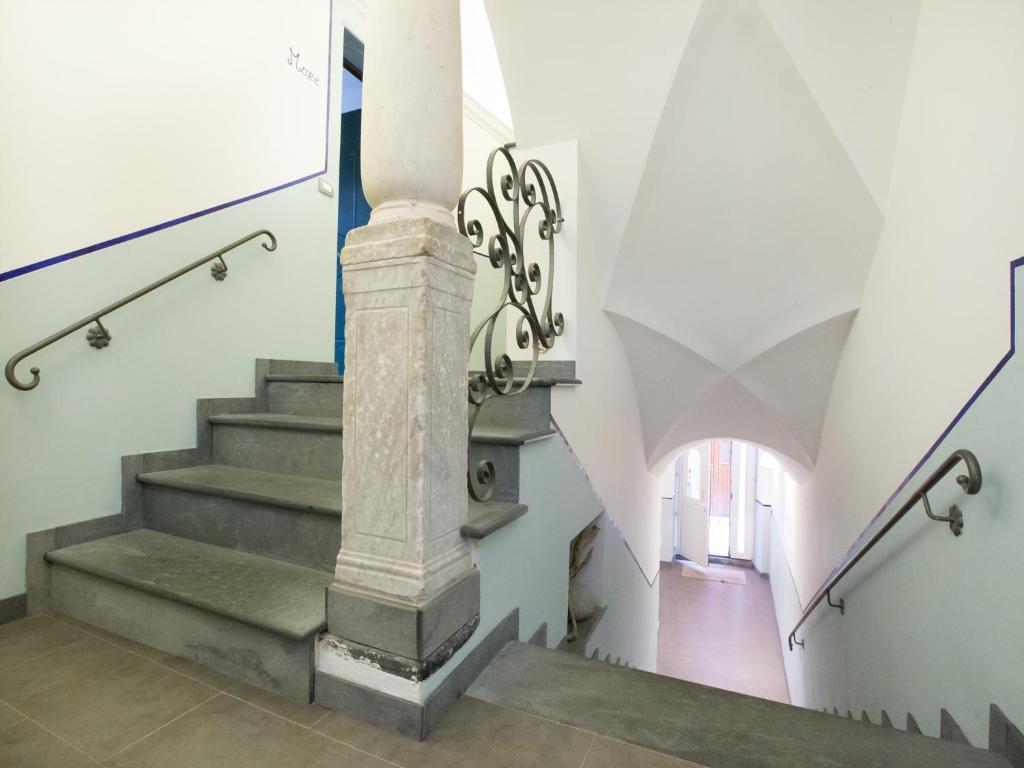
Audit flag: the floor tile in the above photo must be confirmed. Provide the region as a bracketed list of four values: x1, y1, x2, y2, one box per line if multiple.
[0, 638, 215, 761]
[0, 720, 95, 767]
[155, 653, 328, 728]
[0, 616, 83, 673]
[49, 614, 166, 661]
[584, 736, 706, 768]
[0, 700, 25, 731]
[657, 562, 789, 704]
[315, 694, 594, 768]
[106, 694, 389, 768]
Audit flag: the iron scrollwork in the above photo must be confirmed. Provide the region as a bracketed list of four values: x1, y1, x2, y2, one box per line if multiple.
[458, 144, 566, 501]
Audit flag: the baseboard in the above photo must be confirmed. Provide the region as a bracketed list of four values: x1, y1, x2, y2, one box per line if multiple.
[940, 708, 971, 745]
[989, 703, 1024, 765]
[316, 608, 519, 740]
[0, 593, 27, 624]
[529, 621, 548, 647]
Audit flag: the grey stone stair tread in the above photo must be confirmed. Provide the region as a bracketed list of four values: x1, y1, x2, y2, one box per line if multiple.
[462, 499, 528, 538]
[265, 373, 344, 384]
[468, 643, 1008, 768]
[137, 465, 342, 516]
[209, 413, 342, 432]
[45, 530, 332, 641]
[470, 426, 557, 445]
[469, 374, 558, 388]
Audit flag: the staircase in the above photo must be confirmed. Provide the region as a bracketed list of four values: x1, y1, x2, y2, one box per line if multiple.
[28, 358, 1015, 765]
[34, 359, 538, 704]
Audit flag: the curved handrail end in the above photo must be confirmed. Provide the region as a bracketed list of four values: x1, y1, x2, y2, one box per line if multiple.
[5, 358, 40, 391]
[260, 230, 278, 252]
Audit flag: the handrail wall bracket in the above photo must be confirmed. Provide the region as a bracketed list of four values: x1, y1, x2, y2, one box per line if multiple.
[826, 590, 845, 615]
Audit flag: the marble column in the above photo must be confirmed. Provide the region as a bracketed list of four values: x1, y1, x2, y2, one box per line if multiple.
[317, 0, 479, 716]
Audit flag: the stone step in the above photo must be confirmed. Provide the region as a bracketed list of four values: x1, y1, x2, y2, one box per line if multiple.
[137, 465, 341, 571]
[470, 381, 553, 435]
[45, 529, 333, 702]
[469, 642, 1009, 768]
[209, 413, 343, 480]
[462, 499, 528, 539]
[470, 425, 558, 445]
[468, 426, 557, 504]
[262, 359, 338, 378]
[265, 374, 344, 417]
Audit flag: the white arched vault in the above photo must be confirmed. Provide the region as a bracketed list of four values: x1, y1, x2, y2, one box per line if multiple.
[484, 0, 922, 483]
[610, 309, 857, 472]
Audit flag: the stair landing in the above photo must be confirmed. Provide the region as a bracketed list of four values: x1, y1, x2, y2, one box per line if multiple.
[468, 642, 1008, 768]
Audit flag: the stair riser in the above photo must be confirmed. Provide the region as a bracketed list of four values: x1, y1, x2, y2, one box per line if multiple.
[263, 359, 338, 377]
[267, 381, 344, 417]
[142, 486, 340, 572]
[49, 566, 316, 702]
[212, 424, 342, 480]
[468, 443, 520, 503]
[471, 387, 551, 435]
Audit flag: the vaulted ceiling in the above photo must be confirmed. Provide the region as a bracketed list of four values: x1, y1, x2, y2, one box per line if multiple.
[485, 0, 922, 468]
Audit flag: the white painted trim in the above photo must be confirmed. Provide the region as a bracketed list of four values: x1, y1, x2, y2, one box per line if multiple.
[317, 636, 427, 704]
[463, 92, 515, 144]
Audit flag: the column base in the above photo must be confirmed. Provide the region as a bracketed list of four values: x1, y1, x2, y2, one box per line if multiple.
[315, 608, 521, 741]
[326, 568, 480, 665]
[368, 198, 454, 227]
[318, 611, 479, 688]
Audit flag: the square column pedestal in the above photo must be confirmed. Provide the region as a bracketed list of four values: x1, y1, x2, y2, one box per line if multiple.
[316, 217, 481, 735]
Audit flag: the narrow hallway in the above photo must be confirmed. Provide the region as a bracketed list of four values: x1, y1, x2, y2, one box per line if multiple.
[657, 560, 789, 704]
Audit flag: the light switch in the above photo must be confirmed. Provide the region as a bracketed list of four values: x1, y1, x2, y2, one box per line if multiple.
[318, 178, 335, 197]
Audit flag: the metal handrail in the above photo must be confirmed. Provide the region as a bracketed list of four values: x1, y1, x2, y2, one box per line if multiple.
[5, 229, 277, 391]
[787, 448, 982, 651]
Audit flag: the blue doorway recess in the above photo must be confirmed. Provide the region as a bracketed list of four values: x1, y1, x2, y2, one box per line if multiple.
[336, 65, 370, 373]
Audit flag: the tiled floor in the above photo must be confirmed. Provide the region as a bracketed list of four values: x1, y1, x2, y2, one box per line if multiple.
[657, 560, 790, 704]
[0, 614, 705, 768]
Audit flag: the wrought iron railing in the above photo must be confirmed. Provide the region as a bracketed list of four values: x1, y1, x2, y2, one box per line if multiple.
[5, 230, 277, 391]
[787, 448, 982, 650]
[458, 144, 565, 501]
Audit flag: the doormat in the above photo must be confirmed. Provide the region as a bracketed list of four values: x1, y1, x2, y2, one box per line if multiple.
[681, 562, 747, 585]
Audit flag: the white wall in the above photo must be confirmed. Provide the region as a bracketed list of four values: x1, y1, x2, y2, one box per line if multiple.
[658, 462, 675, 562]
[659, 499, 674, 563]
[1, 0, 332, 279]
[587, 511, 661, 670]
[783, 0, 1024, 601]
[771, 0, 1024, 743]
